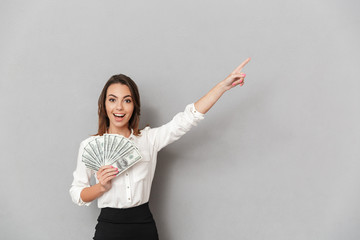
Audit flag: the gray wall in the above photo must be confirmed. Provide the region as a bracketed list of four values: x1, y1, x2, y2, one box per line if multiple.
[1, 0, 359, 239]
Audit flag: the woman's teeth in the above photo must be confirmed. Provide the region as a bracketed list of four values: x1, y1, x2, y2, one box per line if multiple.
[114, 113, 125, 117]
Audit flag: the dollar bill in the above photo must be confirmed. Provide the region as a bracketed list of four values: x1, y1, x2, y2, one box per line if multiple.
[81, 134, 142, 176]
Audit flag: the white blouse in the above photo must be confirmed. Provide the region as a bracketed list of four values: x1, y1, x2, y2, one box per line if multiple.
[69, 103, 205, 208]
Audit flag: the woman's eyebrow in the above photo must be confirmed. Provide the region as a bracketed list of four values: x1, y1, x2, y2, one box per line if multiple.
[122, 95, 132, 99]
[108, 94, 132, 99]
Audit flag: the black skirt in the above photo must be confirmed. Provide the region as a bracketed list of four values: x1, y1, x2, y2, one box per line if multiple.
[93, 202, 159, 240]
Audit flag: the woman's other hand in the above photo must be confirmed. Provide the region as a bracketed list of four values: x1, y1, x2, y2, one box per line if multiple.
[222, 57, 250, 90]
[194, 57, 251, 114]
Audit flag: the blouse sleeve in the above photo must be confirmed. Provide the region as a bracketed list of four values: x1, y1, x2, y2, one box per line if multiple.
[69, 140, 94, 206]
[146, 103, 205, 152]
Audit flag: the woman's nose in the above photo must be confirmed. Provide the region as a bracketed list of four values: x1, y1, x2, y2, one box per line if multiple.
[116, 102, 123, 110]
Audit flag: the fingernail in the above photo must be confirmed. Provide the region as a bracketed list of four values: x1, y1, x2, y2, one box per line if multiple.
[111, 166, 113, 168]
[241, 73, 246, 77]
[232, 82, 236, 86]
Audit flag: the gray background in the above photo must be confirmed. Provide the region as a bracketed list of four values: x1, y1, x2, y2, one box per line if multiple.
[0, 0, 359, 239]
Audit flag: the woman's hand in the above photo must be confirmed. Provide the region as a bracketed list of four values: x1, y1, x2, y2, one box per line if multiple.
[96, 165, 119, 192]
[194, 57, 251, 114]
[222, 57, 251, 91]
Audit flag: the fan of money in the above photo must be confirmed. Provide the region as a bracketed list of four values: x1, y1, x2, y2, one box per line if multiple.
[82, 134, 142, 176]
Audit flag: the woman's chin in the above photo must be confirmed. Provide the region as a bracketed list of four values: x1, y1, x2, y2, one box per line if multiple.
[110, 121, 128, 129]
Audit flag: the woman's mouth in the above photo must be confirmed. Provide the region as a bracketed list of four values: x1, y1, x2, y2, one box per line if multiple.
[113, 113, 126, 121]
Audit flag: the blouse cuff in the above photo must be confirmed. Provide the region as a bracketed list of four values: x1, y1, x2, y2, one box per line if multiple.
[70, 181, 92, 207]
[189, 103, 205, 118]
[184, 103, 205, 126]
[79, 193, 91, 206]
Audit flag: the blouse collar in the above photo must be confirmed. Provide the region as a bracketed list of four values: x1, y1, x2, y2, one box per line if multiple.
[105, 128, 134, 140]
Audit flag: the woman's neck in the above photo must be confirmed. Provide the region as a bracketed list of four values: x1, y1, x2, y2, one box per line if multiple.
[107, 126, 131, 138]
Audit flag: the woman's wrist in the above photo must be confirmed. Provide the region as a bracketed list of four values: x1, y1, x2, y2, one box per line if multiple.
[217, 81, 229, 92]
[80, 183, 107, 203]
[96, 183, 108, 194]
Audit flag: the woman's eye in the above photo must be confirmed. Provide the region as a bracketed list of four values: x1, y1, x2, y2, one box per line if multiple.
[125, 99, 132, 103]
[109, 98, 115, 102]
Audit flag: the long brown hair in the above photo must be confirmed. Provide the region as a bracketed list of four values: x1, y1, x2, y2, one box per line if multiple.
[94, 74, 141, 136]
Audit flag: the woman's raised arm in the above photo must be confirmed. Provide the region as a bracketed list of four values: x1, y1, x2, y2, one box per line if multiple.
[194, 57, 251, 114]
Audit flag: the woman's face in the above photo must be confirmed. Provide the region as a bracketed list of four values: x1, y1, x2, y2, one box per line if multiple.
[105, 83, 134, 132]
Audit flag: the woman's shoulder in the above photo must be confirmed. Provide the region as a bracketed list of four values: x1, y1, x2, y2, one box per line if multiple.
[139, 126, 155, 136]
[136, 126, 151, 134]
[132, 126, 154, 141]
[141, 126, 152, 132]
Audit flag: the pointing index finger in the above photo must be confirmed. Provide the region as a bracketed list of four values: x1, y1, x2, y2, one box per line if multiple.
[232, 57, 251, 74]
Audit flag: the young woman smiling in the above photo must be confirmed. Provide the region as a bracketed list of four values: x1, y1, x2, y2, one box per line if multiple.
[70, 57, 250, 240]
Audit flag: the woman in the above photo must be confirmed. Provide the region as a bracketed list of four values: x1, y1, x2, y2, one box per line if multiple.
[69, 57, 250, 240]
